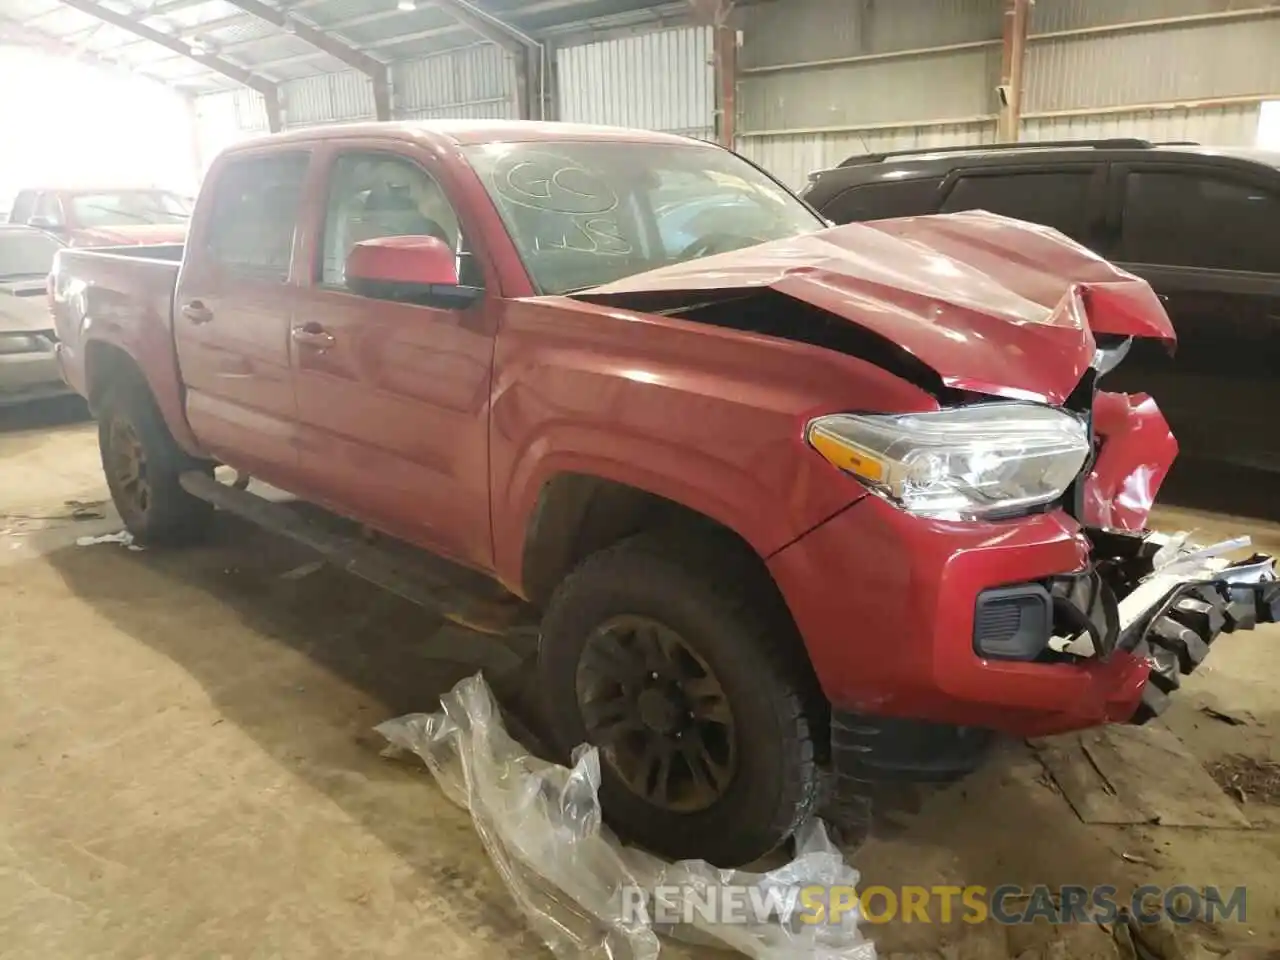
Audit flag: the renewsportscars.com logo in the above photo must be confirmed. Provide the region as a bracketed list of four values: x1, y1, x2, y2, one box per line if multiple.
[618, 884, 1248, 927]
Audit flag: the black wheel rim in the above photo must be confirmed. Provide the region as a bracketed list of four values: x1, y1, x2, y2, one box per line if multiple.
[575, 614, 736, 813]
[107, 416, 150, 517]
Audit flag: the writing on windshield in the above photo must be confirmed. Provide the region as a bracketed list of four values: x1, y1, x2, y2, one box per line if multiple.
[465, 140, 820, 294]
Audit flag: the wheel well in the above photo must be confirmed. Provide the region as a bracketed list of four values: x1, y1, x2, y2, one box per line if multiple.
[84, 341, 146, 412]
[520, 474, 766, 603]
[523, 473, 832, 761]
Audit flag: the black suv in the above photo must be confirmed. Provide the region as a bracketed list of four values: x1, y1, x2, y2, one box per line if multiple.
[802, 139, 1280, 473]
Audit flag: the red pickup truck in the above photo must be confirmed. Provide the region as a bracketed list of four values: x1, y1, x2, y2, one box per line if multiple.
[49, 121, 1277, 866]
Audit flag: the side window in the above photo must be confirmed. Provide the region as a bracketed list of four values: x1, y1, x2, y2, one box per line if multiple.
[319, 152, 477, 291]
[939, 170, 1095, 242]
[819, 178, 943, 223]
[10, 191, 37, 224]
[33, 192, 65, 225]
[1119, 170, 1280, 272]
[205, 152, 309, 280]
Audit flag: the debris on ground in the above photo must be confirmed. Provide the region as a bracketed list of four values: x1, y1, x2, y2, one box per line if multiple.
[280, 560, 325, 581]
[75, 530, 142, 551]
[377, 673, 877, 960]
[1198, 706, 1250, 727]
[1206, 755, 1280, 807]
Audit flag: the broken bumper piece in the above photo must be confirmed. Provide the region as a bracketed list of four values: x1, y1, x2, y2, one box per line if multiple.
[1052, 530, 1278, 724]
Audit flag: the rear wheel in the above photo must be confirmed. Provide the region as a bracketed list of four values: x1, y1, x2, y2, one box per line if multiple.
[98, 380, 213, 546]
[538, 530, 823, 866]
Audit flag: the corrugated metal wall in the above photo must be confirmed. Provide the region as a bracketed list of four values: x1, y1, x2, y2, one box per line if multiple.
[281, 70, 376, 129]
[193, 87, 271, 169]
[393, 45, 517, 120]
[736, 0, 1004, 189]
[191, 0, 1280, 187]
[193, 44, 520, 161]
[1020, 1, 1280, 144]
[556, 25, 714, 138]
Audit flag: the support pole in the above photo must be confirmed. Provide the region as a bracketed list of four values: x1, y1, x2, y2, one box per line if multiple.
[997, 0, 1030, 141]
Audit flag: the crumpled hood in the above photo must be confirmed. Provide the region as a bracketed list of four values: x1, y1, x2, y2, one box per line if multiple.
[69, 223, 187, 246]
[579, 211, 1175, 405]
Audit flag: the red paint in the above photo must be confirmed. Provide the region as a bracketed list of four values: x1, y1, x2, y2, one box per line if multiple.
[590, 210, 1176, 405]
[51, 121, 1189, 738]
[67, 224, 188, 247]
[1084, 391, 1178, 531]
[767, 495, 1151, 736]
[346, 236, 459, 285]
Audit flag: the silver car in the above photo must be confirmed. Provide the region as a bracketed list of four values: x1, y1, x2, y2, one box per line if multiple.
[0, 224, 71, 406]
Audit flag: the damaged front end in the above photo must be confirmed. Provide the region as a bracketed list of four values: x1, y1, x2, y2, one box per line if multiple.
[1049, 529, 1278, 723]
[577, 211, 1276, 732]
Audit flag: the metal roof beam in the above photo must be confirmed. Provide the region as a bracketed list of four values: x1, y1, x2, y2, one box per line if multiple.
[218, 0, 391, 119]
[431, 0, 545, 120]
[57, 0, 284, 129]
[431, 0, 532, 55]
[0, 16, 142, 80]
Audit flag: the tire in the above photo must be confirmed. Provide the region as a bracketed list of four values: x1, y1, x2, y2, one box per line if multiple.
[97, 377, 213, 546]
[538, 529, 823, 866]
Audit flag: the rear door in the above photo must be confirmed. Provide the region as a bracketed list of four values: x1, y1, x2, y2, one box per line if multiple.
[174, 149, 312, 486]
[937, 163, 1108, 249]
[1099, 162, 1280, 470]
[288, 142, 498, 570]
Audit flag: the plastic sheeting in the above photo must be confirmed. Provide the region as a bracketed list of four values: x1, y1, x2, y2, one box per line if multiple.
[376, 673, 877, 960]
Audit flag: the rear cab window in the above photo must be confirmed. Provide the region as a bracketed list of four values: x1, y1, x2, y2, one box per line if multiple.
[939, 168, 1100, 244]
[1116, 169, 1280, 273]
[203, 151, 310, 280]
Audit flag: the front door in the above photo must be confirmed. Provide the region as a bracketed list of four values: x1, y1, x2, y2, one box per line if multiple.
[173, 149, 311, 486]
[289, 144, 497, 571]
[1101, 163, 1280, 471]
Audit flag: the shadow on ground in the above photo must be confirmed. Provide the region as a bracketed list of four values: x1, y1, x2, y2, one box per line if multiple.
[42, 514, 552, 955]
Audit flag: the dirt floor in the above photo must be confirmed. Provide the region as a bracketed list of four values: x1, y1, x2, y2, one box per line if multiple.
[2, 399, 1278, 960]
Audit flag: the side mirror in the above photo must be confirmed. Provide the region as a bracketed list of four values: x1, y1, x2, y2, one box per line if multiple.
[345, 235, 481, 308]
[28, 215, 65, 232]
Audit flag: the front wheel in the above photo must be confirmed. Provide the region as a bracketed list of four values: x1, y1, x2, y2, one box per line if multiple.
[97, 380, 213, 546]
[538, 530, 823, 866]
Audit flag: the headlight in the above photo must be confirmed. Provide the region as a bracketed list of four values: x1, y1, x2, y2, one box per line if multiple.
[0, 333, 46, 356]
[807, 402, 1091, 520]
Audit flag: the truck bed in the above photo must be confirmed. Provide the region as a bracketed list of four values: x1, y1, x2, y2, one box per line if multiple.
[51, 243, 189, 447]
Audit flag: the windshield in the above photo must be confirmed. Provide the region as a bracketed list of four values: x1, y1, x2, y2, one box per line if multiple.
[0, 230, 62, 280]
[463, 140, 822, 294]
[69, 191, 192, 228]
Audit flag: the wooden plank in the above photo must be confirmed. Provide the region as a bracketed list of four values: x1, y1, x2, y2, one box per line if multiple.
[1035, 726, 1250, 828]
[1034, 733, 1150, 824]
[1082, 725, 1250, 828]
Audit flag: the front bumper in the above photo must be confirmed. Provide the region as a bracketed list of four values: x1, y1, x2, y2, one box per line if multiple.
[0, 349, 74, 406]
[768, 494, 1276, 739]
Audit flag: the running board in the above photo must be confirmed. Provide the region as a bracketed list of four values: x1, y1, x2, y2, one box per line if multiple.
[178, 471, 535, 637]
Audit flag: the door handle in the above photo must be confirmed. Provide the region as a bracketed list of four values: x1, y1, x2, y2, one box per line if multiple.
[181, 300, 213, 324]
[291, 323, 335, 349]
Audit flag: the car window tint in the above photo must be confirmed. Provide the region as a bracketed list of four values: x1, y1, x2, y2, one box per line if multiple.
[939, 171, 1094, 241]
[819, 178, 943, 223]
[1119, 170, 1280, 272]
[318, 152, 479, 290]
[205, 152, 309, 280]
